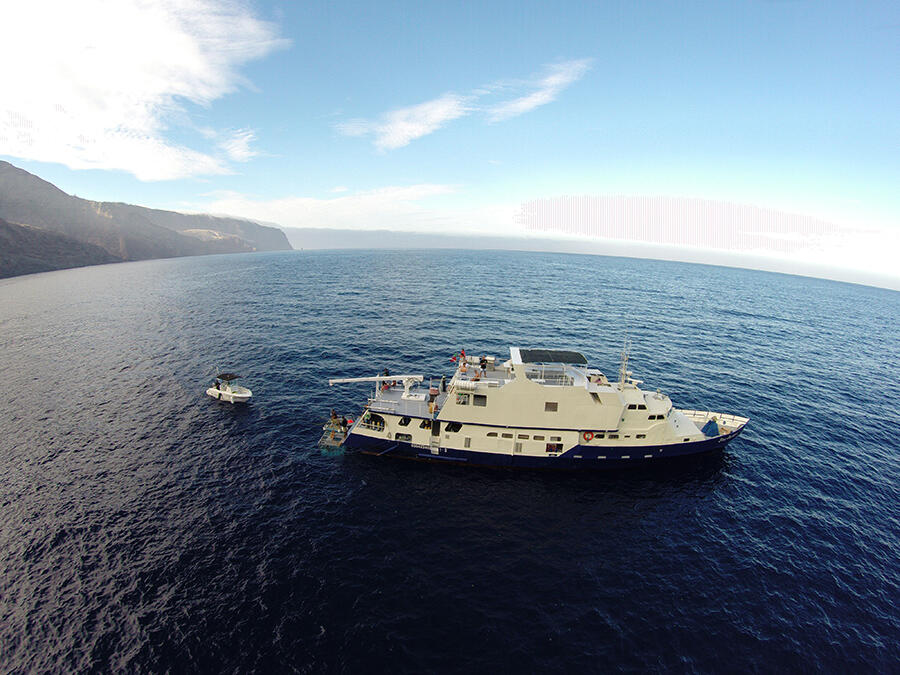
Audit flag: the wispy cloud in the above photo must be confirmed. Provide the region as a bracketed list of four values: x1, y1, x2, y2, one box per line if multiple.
[336, 59, 592, 149]
[0, 0, 288, 180]
[487, 59, 593, 122]
[218, 129, 259, 162]
[337, 94, 471, 150]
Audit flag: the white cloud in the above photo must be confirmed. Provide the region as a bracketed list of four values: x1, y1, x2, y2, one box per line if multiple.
[197, 183, 521, 234]
[336, 59, 591, 149]
[517, 194, 900, 283]
[218, 129, 258, 162]
[0, 0, 287, 180]
[337, 94, 470, 150]
[193, 184, 900, 288]
[487, 59, 593, 122]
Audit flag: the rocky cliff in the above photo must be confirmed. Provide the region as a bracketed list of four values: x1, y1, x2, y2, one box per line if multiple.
[0, 161, 291, 277]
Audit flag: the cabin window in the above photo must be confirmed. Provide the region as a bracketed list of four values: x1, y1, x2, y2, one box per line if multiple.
[637, 434, 646, 439]
[517, 434, 529, 440]
[550, 435, 561, 442]
[683, 438, 690, 442]
[464, 437, 471, 448]
[419, 419, 431, 429]
[501, 433, 513, 439]
[456, 393, 469, 405]
[648, 414, 657, 420]
[595, 432, 605, 439]
[533, 435, 545, 441]
[445, 422, 462, 433]
[545, 402, 558, 412]
[608, 433, 619, 439]
[473, 394, 487, 407]
[546, 442, 563, 452]
[396, 433, 412, 442]
[487, 432, 498, 437]
[398, 417, 411, 426]
[637, 404, 647, 410]
[627, 404, 637, 410]
[591, 393, 601, 403]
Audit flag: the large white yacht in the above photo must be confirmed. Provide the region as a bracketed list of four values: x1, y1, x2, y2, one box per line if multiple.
[328, 347, 748, 468]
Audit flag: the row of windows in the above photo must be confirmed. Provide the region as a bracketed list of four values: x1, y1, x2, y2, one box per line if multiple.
[516, 442, 563, 454]
[487, 431, 562, 441]
[394, 425, 652, 448]
[397, 418, 654, 443]
[456, 394, 488, 406]
[648, 414, 664, 420]
[452, 399, 659, 416]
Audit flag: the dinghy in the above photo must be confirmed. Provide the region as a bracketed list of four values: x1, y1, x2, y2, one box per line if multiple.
[206, 373, 252, 404]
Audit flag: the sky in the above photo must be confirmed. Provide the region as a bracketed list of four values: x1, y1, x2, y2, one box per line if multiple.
[1, 0, 898, 288]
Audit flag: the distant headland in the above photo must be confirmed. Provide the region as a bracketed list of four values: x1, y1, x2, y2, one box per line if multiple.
[0, 161, 292, 279]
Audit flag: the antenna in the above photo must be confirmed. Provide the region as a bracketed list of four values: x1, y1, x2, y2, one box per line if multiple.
[618, 336, 630, 390]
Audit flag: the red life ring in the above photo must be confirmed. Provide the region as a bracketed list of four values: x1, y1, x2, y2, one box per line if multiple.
[583, 431, 594, 442]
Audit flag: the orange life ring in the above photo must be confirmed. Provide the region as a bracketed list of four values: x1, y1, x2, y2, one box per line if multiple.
[583, 431, 594, 442]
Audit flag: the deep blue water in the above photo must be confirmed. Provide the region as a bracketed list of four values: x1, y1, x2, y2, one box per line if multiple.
[1, 249, 898, 672]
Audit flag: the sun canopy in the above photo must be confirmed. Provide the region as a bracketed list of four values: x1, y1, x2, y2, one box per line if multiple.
[517, 349, 588, 365]
[216, 373, 241, 381]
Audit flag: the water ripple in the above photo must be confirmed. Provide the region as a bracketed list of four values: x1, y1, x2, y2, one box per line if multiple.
[0, 250, 898, 672]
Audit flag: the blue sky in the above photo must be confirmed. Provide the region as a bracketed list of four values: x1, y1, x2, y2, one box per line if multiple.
[1, 1, 898, 286]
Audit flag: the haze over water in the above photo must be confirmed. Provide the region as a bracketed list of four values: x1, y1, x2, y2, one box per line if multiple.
[1, 250, 898, 671]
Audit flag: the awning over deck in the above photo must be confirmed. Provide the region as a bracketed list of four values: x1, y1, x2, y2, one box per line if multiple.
[511, 348, 588, 365]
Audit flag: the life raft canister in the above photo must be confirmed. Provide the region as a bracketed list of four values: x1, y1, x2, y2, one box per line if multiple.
[583, 431, 594, 442]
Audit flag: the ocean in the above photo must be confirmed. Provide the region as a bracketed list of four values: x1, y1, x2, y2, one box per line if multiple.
[1, 249, 897, 672]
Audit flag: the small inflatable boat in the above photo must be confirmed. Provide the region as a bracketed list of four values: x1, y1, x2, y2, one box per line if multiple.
[206, 373, 252, 403]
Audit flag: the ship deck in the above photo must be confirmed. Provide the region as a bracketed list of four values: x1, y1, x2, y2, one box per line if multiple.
[366, 383, 447, 418]
[365, 360, 604, 419]
[366, 363, 509, 418]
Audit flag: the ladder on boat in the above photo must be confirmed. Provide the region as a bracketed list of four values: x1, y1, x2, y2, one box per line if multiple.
[318, 419, 349, 448]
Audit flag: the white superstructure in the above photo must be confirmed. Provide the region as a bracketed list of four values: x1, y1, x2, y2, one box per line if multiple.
[329, 347, 748, 468]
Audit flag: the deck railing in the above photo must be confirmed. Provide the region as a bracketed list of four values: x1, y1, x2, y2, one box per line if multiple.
[526, 373, 574, 386]
[678, 409, 749, 427]
[367, 396, 435, 417]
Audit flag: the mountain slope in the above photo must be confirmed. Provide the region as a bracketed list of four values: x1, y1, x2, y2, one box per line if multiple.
[0, 161, 291, 276]
[0, 218, 122, 278]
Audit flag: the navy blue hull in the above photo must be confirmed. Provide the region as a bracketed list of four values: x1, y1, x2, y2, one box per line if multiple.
[344, 427, 745, 470]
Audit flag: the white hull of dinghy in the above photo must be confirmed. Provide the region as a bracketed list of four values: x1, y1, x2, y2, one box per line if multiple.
[206, 386, 252, 403]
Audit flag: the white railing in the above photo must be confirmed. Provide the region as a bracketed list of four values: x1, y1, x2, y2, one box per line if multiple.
[368, 397, 432, 416]
[678, 409, 749, 427]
